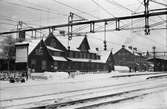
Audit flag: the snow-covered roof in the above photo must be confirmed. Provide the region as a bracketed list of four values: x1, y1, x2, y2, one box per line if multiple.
[15, 39, 41, 55]
[113, 46, 141, 56]
[69, 58, 106, 63]
[56, 35, 103, 53]
[56, 36, 84, 51]
[68, 50, 111, 63]
[52, 56, 67, 61]
[97, 50, 111, 63]
[47, 46, 63, 52]
[15, 42, 29, 46]
[68, 58, 91, 62]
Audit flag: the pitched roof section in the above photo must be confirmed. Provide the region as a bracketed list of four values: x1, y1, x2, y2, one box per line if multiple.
[15, 39, 41, 55]
[45, 32, 67, 51]
[114, 46, 141, 56]
[56, 35, 99, 53]
[77, 36, 90, 52]
[97, 50, 111, 63]
[47, 46, 63, 52]
[56, 36, 84, 51]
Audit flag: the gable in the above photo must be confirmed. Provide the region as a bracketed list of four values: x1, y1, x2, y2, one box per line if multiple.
[78, 36, 90, 52]
[114, 48, 134, 57]
[106, 51, 114, 63]
[45, 33, 67, 51]
[29, 40, 52, 60]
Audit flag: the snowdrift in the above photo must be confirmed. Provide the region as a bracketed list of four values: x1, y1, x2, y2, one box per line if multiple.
[114, 66, 129, 72]
[31, 72, 69, 80]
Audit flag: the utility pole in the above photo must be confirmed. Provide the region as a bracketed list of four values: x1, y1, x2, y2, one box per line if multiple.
[166, 0, 167, 52]
[144, 0, 150, 35]
[152, 46, 156, 71]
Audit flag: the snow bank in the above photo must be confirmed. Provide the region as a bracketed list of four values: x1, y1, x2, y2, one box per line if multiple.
[114, 66, 129, 72]
[43, 72, 69, 80]
[31, 72, 69, 80]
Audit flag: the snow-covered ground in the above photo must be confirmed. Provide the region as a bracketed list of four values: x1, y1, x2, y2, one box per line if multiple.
[97, 89, 167, 109]
[0, 71, 167, 109]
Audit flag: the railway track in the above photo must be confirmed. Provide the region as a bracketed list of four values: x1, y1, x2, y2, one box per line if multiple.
[2, 78, 166, 109]
[1, 75, 167, 109]
[29, 82, 167, 109]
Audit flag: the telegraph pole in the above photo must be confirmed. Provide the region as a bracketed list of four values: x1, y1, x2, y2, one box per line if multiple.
[152, 46, 156, 71]
[166, 1, 167, 52]
[144, 0, 150, 35]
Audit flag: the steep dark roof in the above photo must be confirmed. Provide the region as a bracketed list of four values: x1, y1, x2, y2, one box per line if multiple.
[77, 36, 90, 51]
[45, 32, 67, 51]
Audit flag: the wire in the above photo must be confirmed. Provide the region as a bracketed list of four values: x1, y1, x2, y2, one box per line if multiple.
[150, 0, 167, 7]
[2, 1, 67, 17]
[134, 0, 143, 12]
[52, 0, 100, 19]
[0, 15, 18, 23]
[134, 32, 166, 49]
[0, 21, 16, 26]
[20, 0, 67, 17]
[91, 0, 115, 17]
[105, 0, 135, 13]
[89, 35, 121, 46]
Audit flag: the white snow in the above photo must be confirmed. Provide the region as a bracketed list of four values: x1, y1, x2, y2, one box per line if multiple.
[97, 89, 167, 109]
[0, 71, 167, 109]
[43, 72, 69, 80]
[114, 66, 129, 72]
[52, 56, 67, 61]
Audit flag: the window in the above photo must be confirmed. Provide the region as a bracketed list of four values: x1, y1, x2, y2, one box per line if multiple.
[82, 53, 84, 58]
[83, 53, 86, 58]
[54, 52, 61, 56]
[69, 52, 73, 57]
[50, 40, 56, 47]
[41, 60, 47, 70]
[31, 59, 36, 65]
[87, 54, 90, 59]
[73, 52, 75, 58]
[31, 59, 36, 68]
[76, 52, 79, 58]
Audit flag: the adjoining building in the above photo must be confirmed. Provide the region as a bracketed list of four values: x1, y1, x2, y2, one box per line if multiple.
[15, 33, 114, 72]
[0, 55, 15, 71]
[113, 45, 149, 72]
[147, 55, 167, 71]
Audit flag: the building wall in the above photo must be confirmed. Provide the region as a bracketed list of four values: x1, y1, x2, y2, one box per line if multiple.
[114, 48, 135, 67]
[114, 47, 148, 71]
[28, 40, 53, 72]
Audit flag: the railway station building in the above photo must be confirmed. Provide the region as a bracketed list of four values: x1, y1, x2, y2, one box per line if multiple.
[15, 33, 114, 72]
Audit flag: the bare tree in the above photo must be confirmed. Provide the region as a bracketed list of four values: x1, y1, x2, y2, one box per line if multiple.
[1, 35, 16, 71]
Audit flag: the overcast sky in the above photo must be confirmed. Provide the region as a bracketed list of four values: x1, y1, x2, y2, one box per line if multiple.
[0, 0, 166, 52]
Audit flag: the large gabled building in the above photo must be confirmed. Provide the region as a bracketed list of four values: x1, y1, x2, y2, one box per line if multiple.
[147, 55, 167, 71]
[15, 33, 114, 72]
[113, 45, 149, 71]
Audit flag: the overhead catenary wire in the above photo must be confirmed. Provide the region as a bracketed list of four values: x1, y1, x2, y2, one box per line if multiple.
[150, 0, 167, 7]
[91, 0, 115, 18]
[0, 21, 16, 26]
[20, 0, 67, 17]
[105, 0, 136, 13]
[52, 0, 100, 19]
[1, 1, 67, 17]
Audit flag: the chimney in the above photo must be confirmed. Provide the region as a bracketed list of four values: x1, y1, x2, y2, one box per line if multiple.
[96, 48, 99, 51]
[133, 47, 137, 51]
[19, 31, 25, 42]
[122, 45, 125, 48]
[128, 46, 132, 50]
